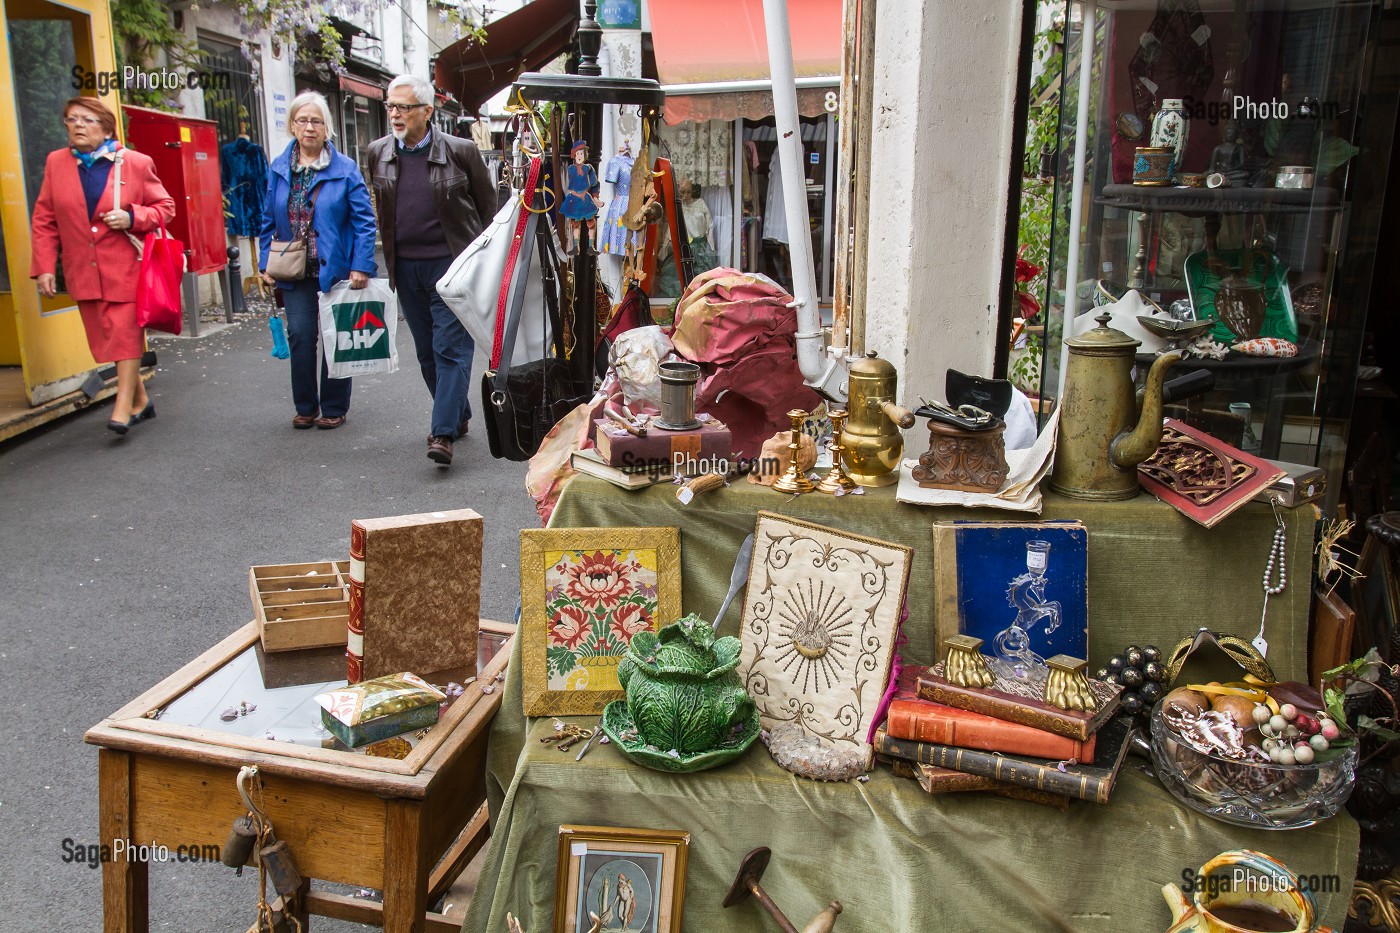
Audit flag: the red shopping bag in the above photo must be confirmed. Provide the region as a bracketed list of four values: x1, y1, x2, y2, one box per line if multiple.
[136, 219, 185, 335]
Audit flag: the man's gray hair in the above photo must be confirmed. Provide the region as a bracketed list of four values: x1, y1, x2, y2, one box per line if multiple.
[286, 91, 335, 139]
[387, 75, 435, 106]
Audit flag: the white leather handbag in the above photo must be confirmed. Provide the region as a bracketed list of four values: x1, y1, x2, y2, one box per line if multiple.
[436, 194, 554, 364]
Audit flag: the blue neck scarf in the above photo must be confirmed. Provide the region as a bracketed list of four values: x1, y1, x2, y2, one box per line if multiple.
[72, 138, 119, 169]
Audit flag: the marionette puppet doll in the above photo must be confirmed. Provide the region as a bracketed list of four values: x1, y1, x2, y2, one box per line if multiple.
[560, 140, 604, 254]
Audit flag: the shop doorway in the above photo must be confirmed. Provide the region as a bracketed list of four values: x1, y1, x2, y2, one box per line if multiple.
[0, 0, 124, 429]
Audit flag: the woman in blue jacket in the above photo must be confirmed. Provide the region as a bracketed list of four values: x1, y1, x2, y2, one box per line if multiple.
[260, 91, 377, 429]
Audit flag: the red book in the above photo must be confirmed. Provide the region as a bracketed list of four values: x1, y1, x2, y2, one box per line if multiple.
[1137, 419, 1287, 529]
[887, 668, 1095, 760]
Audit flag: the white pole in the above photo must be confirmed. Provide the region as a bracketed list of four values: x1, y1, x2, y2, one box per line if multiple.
[733, 117, 744, 269]
[1059, 0, 1097, 392]
[761, 0, 844, 399]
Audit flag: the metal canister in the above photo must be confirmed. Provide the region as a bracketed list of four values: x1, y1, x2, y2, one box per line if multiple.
[657, 361, 701, 430]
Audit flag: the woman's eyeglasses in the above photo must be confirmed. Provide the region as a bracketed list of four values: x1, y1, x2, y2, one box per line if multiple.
[293, 117, 325, 128]
[64, 116, 102, 127]
[384, 102, 428, 114]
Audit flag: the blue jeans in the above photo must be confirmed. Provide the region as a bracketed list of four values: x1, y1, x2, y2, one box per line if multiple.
[396, 256, 474, 438]
[282, 284, 351, 418]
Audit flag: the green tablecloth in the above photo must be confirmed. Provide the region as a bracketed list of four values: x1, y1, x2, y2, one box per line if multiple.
[462, 478, 1357, 933]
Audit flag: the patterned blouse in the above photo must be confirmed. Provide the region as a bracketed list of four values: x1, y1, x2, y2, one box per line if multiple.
[288, 143, 330, 272]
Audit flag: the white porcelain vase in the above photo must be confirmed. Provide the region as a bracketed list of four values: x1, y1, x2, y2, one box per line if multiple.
[1150, 99, 1189, 178]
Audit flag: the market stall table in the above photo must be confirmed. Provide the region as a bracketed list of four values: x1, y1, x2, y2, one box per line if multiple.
[85, 620, 514, 933]
[462, 477, 1358, 932]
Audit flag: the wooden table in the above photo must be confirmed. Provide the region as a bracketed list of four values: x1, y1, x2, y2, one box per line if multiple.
[85, 619, 514, 933]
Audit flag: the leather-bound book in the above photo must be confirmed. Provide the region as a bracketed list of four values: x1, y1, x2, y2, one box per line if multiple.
[917, 661, 1121, 742]
[592, 418, 732, 470]
[888, 665, 1095, 759]
[888, 696, 1096, 760]
[873, 714, 1136, 804]
[879, 755, 1070, 809]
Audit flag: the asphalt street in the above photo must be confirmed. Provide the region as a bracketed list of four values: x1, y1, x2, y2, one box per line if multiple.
[0, 302, 539, 930]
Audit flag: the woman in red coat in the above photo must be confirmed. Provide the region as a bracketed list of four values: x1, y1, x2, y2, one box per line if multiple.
[30, 97, 176, 435]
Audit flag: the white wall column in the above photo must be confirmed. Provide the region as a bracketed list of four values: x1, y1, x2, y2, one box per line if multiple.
[862, 2, 1025, 400]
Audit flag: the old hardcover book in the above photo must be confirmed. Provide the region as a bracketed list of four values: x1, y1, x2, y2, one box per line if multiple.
[930, 520, 1089, 665]
[592, 418, 732, 470]
[887, 665, 1096, 759]
[348, 509, 483, 683]
[917, 661, 1122, 742]
[570, 449, 671, 489]
[872, 714, 1136, 804]
[915, 764, 1070, 810]
[888, 697, 1096, 760]
[1138, 419, 1287, 528]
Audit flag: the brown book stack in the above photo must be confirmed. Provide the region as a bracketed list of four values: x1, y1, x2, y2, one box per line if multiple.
[875, 664, 1135, 807]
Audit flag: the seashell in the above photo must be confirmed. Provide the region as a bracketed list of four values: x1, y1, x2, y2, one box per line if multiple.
[1231, 337, 1297, 358]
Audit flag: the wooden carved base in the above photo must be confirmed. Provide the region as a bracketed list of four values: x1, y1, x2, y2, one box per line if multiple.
[1350, 870, 1400, 932]
[912, 420, 1008, 492]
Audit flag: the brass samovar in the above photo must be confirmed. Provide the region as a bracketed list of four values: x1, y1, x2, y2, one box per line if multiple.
[840, 351, 915, 487]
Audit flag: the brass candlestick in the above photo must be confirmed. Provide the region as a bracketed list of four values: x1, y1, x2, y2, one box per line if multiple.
[815, 410, 858, 495]
[772, 409, 815, 495]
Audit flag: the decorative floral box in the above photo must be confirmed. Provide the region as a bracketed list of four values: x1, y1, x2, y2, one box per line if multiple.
[315, 672, 445, 748]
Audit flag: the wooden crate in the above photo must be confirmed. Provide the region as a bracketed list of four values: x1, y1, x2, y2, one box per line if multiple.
[250, 561, 351, 652]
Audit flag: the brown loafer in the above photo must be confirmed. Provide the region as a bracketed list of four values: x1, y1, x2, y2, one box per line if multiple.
[314, 415, 346, 430]
[292, 413, 316, 429]
[427, 435, 453, 465]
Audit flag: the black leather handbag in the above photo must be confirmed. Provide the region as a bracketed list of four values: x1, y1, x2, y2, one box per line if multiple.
[481, 176, 589, 462]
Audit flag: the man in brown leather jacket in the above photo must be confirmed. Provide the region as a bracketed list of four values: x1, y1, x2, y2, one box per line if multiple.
[368, 74, 495, 467]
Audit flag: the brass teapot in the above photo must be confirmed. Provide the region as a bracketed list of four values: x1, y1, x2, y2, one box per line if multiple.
[840, 351, 915, 487]
[1049, 312, 1181, 500]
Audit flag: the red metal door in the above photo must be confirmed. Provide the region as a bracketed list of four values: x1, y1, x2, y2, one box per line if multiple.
[182, 123, 225, 274]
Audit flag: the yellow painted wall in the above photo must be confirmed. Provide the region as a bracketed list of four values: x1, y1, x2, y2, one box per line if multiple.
[0, 0, 117, 397]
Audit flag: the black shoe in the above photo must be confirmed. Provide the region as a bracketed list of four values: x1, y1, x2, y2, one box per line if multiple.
[106, 419, 130, 436]
[131, 403, 156, 424]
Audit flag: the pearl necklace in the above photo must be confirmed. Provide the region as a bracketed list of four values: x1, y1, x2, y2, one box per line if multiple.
[1253, 497, 1288, 658]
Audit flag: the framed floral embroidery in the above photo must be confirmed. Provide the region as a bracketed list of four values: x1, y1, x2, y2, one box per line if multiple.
[520, 527, 682, 716]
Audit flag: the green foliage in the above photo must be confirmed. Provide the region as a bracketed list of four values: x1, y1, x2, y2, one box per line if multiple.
[546, 646, 576, 679]
[109, 0, 194, 110]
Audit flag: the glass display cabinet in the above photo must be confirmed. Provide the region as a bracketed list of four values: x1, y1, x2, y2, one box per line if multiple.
[1034, 0, 1398, 507]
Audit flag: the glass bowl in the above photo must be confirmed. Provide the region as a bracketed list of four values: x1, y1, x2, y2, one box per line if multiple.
[1149, 700, 1358, 830]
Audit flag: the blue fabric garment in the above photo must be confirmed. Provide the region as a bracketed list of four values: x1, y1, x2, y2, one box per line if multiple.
[560, 162, 600, 221]
[78, 159, 114, 220]
[395, 255, 474, 437]
[259, 140, 377, 293]
[599, 154, 634, 255]
[220, 137, 269, 237]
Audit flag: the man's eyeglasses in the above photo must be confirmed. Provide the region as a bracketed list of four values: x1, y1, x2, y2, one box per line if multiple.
[293, 117, 325, 128]
[64, 116, 102, 127]
[384, 102, 428, 114]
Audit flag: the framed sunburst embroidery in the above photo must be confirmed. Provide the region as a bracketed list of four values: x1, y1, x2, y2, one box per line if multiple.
[520, 527, 681, 716]
[738, 512, 912, 771]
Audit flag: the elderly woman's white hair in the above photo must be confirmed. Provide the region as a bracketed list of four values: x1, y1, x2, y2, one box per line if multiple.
[387, 75, 435, 106]
[286, 91, 335, 139]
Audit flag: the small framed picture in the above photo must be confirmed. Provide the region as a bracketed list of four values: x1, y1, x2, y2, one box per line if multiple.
[520, 527, 681, 716]
[555, 825, 689, 933]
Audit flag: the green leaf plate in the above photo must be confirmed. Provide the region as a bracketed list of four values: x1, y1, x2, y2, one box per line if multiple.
[601, 699, 761, 773]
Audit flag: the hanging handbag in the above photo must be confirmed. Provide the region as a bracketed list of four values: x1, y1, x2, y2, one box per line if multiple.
[481, 164, 590, 462]
[114, 150, 185, 335]
[266, 186, 320, 282]
[436, 159, 555, 363]
[135, 217, 185, 335]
